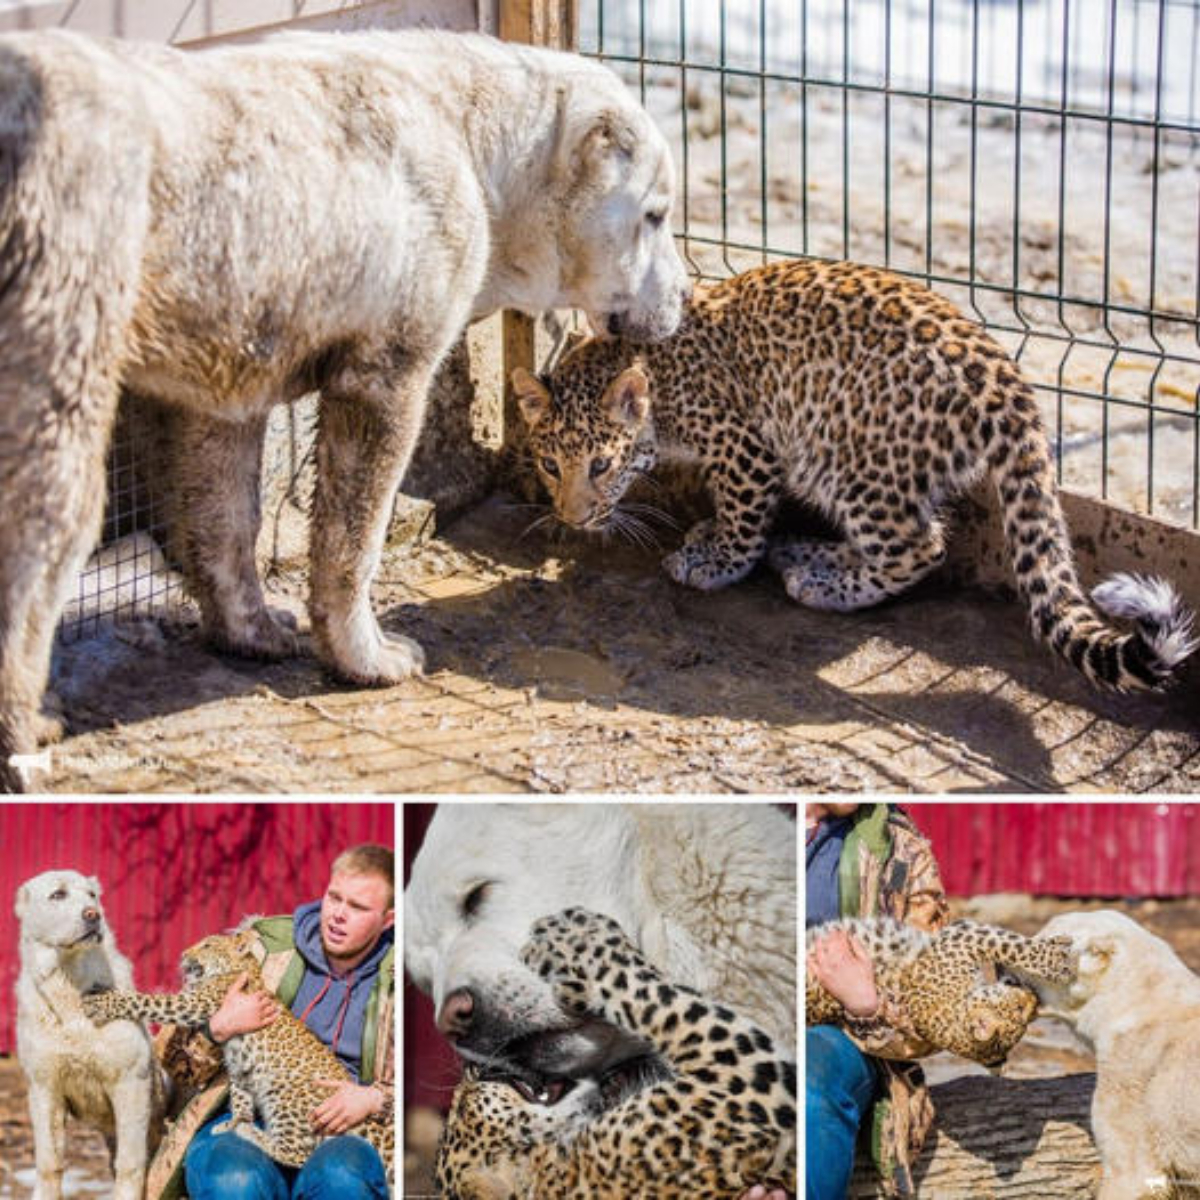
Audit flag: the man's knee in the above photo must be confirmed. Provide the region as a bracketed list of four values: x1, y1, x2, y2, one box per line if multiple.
[184, 1124, 288, 1200]
[294, 1135, 388, 1200]
[807, 1026, 876, 1114]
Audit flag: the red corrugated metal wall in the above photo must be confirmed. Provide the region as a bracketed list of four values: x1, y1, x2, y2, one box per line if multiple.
[0, 802, 394, 1054]
[906, 802, 1200, 896]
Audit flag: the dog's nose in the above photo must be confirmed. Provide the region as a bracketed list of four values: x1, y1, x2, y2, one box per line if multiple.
[437, 988, 475, 1039]
[82, 907, 99, 923]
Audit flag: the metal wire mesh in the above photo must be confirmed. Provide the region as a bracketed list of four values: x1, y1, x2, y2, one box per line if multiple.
[580, 0, 1200, 529]
[59, 399, 183, 643]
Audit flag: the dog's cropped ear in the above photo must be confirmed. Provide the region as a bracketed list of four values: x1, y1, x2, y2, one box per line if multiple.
[1077, 934, 1117, 977]
[511, 368, 553, 430]
[581, 110, 637, 166]
[601, 362, 651, 428]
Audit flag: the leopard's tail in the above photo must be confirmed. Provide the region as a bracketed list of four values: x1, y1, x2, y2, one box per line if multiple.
[988, 397, 1197, 691]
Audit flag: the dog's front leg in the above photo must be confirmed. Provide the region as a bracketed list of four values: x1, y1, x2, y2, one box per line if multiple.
[164, 407, 298, 661]
[26, 1081, 67, 1199]
[308, 347, 442, 685]
[107, 1071, 151, 1200]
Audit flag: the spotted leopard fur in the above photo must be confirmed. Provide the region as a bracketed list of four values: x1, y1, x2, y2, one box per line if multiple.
[80, 929, 393, 1184]
[514, 258, 1197, 692]
[806, 917, 1074, 1066]
[436, 908, 796, 1200]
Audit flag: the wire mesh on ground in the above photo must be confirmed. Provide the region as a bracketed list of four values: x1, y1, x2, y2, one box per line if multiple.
[581, 0, 1200, 529]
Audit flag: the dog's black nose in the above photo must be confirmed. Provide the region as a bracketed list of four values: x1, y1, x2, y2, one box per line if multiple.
[437, 988, 475, 1039]
[606, 312, 625, 336]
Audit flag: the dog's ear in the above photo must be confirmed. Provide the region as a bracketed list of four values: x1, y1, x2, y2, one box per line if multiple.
[1078, 934, 1117, 977]
[602, 363, 651, 428]
[511, 368, 552, 430]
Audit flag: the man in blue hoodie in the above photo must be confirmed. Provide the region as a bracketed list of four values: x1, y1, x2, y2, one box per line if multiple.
[151, 844, 395, 1200]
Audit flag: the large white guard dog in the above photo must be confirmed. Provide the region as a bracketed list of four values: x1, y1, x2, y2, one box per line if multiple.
[15, 869, 166, 1200]
[404, 803, 796, 1083]
[1030, 910, 1200, 1200]
[0, 29, 690, 789]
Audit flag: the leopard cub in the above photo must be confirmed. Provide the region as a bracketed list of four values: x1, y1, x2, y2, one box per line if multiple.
[436, 908, 796, 1200]
[81, 929, 393, 1184]
[514, 258, 1196, 692]
[806, 917, 1074, 1066]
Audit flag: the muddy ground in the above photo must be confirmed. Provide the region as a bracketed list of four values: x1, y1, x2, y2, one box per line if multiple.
[36, 495, 1200, 793]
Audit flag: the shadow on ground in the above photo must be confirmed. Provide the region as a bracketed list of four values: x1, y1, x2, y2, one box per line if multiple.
[41, 494, 1200, 793]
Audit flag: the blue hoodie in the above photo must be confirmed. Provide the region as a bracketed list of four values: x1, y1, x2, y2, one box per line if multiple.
[288, 899, 394, 1081]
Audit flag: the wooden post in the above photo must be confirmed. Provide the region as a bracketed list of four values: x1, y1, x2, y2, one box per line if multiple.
[496, 0, 577, 442]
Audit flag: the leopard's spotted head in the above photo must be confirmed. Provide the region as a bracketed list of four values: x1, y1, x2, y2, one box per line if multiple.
[179, 929, 263, 989]
[512, 341, 658, 536]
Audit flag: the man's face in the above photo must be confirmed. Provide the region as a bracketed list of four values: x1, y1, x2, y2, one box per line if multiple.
[320, 871, 394, 965]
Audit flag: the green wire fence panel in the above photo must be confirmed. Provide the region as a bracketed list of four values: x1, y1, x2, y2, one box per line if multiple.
[580, 0, 1200, 529]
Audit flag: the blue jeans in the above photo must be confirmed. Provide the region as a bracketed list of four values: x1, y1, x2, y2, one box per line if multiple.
[806, 1026, 878, 1200]
[184, 1113, 389, 1200]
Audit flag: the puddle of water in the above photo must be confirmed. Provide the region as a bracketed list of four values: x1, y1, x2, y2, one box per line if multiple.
[510, 646, 626, 704]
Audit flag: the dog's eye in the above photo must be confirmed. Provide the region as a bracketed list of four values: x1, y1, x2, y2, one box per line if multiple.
[462, 882, 491, 918]
[590, 456, 612, 479]
[540, 456, 560, 479]
[49, 889, 66, 901]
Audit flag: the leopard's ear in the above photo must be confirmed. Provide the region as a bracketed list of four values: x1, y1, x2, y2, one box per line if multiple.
[602, 363, 650, 428]
[511, 368, 553, 429]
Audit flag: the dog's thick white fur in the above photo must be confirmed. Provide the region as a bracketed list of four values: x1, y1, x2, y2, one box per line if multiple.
[0, 28, 689, 790]
[15, 870, 165, 1200]
[405, 803, 796, 1078]
[1032, 910, 1200, 1200]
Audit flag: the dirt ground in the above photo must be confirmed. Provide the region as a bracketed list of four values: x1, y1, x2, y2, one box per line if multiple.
[36, 494, 1200, 793]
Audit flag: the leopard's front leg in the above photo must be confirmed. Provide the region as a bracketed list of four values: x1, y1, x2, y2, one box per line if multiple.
[664, 444, 781, 590]
[523, 909, 755, 1072]
[80, 981, 227, 1029]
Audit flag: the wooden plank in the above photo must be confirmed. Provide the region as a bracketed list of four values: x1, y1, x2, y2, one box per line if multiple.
[0, 0, 475, 43]
[497, 0, 576, 442]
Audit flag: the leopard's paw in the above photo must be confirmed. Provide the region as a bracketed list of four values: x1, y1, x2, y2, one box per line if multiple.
[79, 991, 116, 1025]
[522, 908, 637, 1013]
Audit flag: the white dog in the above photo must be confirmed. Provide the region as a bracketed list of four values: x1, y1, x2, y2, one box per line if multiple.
[15, 870, 166, 1200]
[1031, 910, 1200, 1200]
[0, 28, 690, 790]
[404, 803, 796, 1082]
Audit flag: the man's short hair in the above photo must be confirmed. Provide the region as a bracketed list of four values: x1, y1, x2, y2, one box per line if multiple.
[331, 844, 395, 909]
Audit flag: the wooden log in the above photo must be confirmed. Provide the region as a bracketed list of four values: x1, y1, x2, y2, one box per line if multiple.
[847, 1073, 1101, 1199]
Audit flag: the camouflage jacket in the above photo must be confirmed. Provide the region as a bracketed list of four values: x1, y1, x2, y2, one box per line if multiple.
[834, 803, 949, 1197]
[146, 916, 395, 1200]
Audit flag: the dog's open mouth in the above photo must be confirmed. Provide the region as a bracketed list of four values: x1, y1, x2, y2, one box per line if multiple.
[479, 1052, 666, 1111]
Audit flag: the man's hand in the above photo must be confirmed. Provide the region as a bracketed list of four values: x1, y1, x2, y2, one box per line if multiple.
[808, 928, 879, 1018]
[208, 972, 281, 1043]
[310, 1081, 385, 1136]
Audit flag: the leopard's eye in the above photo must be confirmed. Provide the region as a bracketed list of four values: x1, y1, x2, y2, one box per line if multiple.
[540, 456, 560, 479]
[590, 456, 612, 479]
[462, 882, 491, 918]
